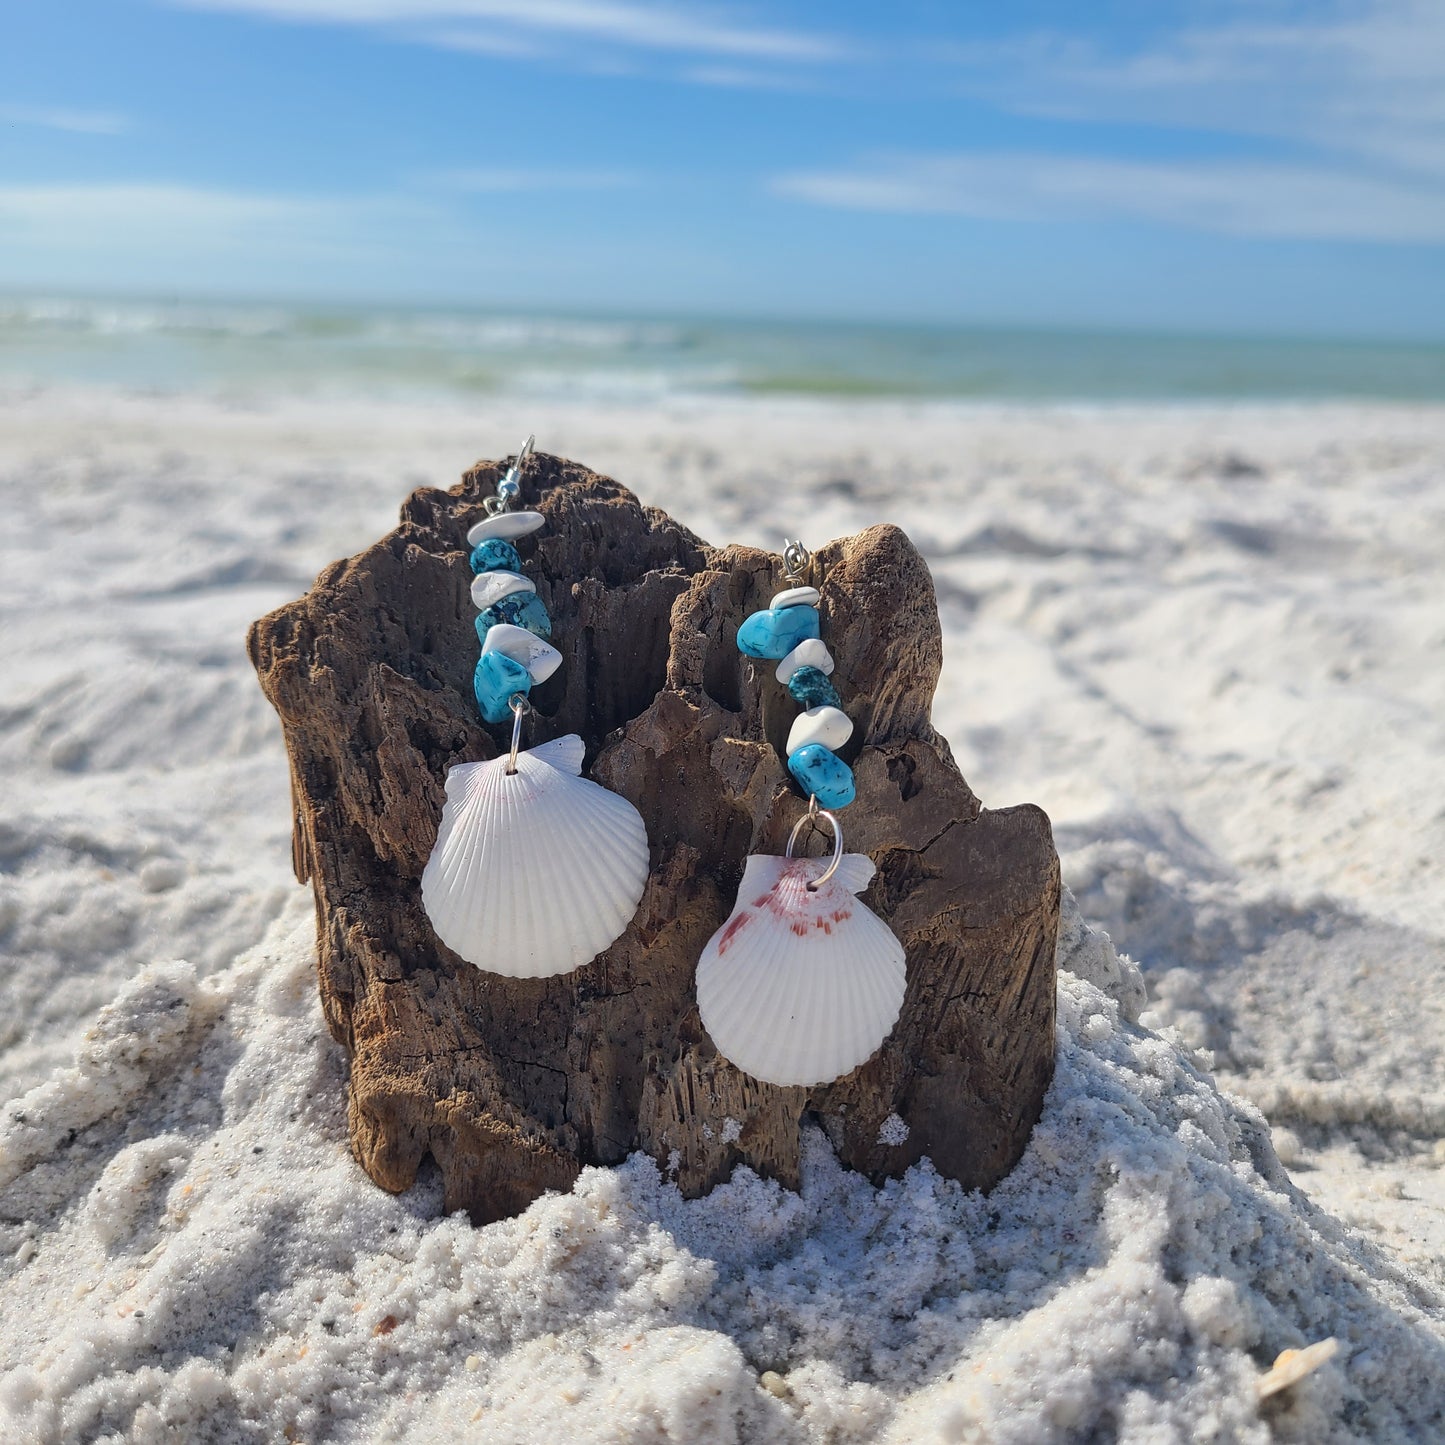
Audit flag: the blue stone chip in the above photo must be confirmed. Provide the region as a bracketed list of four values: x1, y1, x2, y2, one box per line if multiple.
[787, 665, 840, 709]
[473, 650, 533, 724]
[735, 605, 821, 661]
[475, 590, 552, 644]
[787, 743, 856, 810]
[469, 538, 524, 575]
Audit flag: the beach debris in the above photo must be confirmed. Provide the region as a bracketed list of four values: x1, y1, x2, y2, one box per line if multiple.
[1256, 1338, 1340, 1399]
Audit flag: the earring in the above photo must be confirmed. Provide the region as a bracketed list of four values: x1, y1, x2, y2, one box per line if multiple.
[695, 540, 906, 1086]
[421, 436, 650, 978]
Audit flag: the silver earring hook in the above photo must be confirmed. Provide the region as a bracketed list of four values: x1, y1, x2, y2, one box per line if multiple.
[785, 795, 843, 890]
[510, 433, 536, 479]
[487, 433, 536, 515]
[506, 692, 532, 775]
[781, 538, 813, 585]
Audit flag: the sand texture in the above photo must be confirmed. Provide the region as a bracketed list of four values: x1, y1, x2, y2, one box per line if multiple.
[1, 388, 1442, 1442]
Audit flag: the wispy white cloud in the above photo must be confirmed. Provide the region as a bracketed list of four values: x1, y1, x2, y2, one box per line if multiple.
[0, 183, 445, 273]
[681, 63, 818, 91]
[0, 179, 720, 305]
[422, 166, 643, 191]
[1, 105, 131, 135]
[773, 152, 1445, 244]
[0, 183, 347, 231]
[940, 0, 1445, 183]
[414, 26, 541, 57]
[167, 0, 846, 62]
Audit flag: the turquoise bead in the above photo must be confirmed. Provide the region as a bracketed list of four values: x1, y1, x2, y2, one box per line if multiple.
[735, 605, 820, 661]
[788, 665, 840, 709]
[788, 743, 856, 809]
[469, 539, 523, 574]
[474, 650, 532, 723]
[475, 591, 552, 643]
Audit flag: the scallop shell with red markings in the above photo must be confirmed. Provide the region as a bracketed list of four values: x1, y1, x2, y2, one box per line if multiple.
[696, 852, 906, 1087]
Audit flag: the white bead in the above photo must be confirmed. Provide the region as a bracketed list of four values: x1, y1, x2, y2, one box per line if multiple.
[786, 705, 853, 755]
[775, 637, 835, 685]
[481, 622, 562, 684]
[466, 510, 545, 546]
[770, 585, 820, 610]
[470, 570, 536, 611]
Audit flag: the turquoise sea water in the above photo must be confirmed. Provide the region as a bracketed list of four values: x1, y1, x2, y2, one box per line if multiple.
[3, 294, 1444, 403]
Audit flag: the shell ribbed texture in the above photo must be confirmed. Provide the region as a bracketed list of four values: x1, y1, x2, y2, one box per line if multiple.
[421, 737, 648, 977]
[696, 854, 906, 1087]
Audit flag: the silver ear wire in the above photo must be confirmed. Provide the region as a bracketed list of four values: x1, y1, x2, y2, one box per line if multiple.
[781, 538, 813, 585]
[488, 434, 536, 514]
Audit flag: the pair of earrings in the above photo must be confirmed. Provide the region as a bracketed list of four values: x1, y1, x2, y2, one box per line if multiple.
[420, 438, 906, 1089]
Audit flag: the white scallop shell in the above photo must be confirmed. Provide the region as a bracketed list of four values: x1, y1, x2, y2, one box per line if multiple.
[696, 852, 906, 1087]
[470, 569, 536, 611]
[421, 735, 649, 978]
[466, 510, 545, 546]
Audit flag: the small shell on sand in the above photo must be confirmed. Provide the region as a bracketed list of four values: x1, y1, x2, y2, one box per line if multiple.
[1256, 1338, 1340, 1399]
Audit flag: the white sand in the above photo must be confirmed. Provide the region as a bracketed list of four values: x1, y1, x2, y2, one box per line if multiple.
[1, 386, 1442, 1442]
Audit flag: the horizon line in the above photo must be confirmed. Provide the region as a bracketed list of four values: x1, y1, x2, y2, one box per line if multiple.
[4, 283, 1445, 352]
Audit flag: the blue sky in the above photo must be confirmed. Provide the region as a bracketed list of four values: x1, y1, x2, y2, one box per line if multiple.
[2, 0, 1444, 336]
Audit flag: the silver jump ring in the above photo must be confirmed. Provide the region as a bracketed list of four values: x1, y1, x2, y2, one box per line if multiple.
[786, 797, 843, 890]
[782, 538, 813, 584]
[506, 692, 532, 774]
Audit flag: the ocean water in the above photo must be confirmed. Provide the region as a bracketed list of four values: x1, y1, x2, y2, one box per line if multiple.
[3, 293, 1444, 403]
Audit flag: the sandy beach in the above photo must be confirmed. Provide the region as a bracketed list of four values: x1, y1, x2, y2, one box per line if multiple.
[1, 384, 1442, 1442]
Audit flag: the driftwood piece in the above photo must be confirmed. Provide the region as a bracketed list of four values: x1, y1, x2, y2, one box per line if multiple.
[248, 453, 1059, 1223]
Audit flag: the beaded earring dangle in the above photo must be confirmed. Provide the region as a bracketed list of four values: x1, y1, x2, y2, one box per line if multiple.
[695, 541, 907, 1087]
[421, 437, 650, 978]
